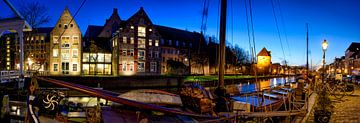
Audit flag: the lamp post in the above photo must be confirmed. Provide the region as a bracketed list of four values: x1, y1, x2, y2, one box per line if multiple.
[322, 39, 328, 84]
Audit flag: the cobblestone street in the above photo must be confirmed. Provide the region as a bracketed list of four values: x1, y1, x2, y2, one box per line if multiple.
[308, 86, 360, 123]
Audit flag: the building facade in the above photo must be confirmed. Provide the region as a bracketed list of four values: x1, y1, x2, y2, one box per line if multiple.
[112, 7, 161, 76]
[257, 47, 272, 75]
[49, 7, 82, 76]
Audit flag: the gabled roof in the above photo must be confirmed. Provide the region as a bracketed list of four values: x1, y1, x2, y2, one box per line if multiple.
[257, 47, 271, 56]
[98, 8, 121, 38]
[346, 42, 360, 52]
[154, 25, 204, 48]
[84, 25, 103, 39]
[126, 7, 153, 25]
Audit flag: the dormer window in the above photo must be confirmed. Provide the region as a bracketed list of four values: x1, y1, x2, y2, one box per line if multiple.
[64, 24, 68, 29]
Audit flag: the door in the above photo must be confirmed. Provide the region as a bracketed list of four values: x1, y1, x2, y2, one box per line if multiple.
[62, 62, 69, 75]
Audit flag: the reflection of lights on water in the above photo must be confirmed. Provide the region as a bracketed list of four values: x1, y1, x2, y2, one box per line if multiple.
[247, 82, 250, 85]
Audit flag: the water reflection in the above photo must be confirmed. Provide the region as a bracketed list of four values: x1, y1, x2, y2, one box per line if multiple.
[228, 77, 295, 94]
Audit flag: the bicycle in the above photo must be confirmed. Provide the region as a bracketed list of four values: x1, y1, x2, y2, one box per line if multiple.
[319, 79, 346, 99]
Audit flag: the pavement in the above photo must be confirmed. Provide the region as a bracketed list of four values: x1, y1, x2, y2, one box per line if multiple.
[306, 86, 360, 123]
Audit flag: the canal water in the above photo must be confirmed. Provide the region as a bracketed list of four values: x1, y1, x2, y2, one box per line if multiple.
[226, 77, 296, 94]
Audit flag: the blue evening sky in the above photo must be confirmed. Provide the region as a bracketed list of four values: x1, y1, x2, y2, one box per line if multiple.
[1, 0, 360, 66]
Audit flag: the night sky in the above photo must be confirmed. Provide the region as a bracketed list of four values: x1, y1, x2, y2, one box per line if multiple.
[1, 0, 360, 67]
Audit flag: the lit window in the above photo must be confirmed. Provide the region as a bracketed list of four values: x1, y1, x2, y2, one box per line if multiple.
[122, 62, 127, 71]
[105, 54, 112, 62]
[40, 36, 44, 41]
[54, 64, 58, 71]
[150, 62, 157, 72]
[149, 39, 152, 46]
[61, 49, 70, 60]
[73, 36, 79, 45]
[130, 37, 134, 44]
[138, 62, 145, 72]
[131, 26, 134, 29]
[73, 64, 77, 71]
[138, 38, 146, 48]
[82, 53, 89, 62]
[61, 37, 70, 48]
[155, 40, 159, 46]
[122, 50, 127, 56]
[72, 49, 78, 58]
[53, 36, 59, 44]
[83, 64, 89, 74]
[53, 49, 58, 57]
[97, 53, 104, 62]
[123, 37, 127, 43]
[149, 28, 152, 32]
[138, 26, 146, 37]
[138, 50, 145, 60]
[90, 53, 97, 62]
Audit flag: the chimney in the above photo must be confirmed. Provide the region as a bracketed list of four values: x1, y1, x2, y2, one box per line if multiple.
[113, 8, 118, 14]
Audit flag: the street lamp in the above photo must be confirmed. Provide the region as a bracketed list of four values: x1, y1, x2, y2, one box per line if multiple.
[322, 39, 328, 84]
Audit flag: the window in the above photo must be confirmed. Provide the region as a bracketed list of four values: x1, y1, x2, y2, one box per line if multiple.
[90, 53, 97, 62]
[73, 64, 77, 71]
[53, 36, 59, 44]
[70, 24, 73, 27]
[53, 49, 59, 57]
[149, 28, 152, 32]
[54, 64, 58, 71]
[123, 37, 127, 43]
[98, 53, 105, 62]
[131, 26, 134, 29]
[138, 62, 145, 72]
[176, 41, 179, 46]
[149, 39, 153, 46]
[72, 49, 78, 58]
[73, 36, 79, 45]
[61, 37, 70, 48]
[138, 38, 146, 48]
[122, 62, 127, 71]
[138, 26, 146, 37]
[154, 51, 159, 58]
[64, 24, 68, 29]
[130, 63, 134, 71]
[155, 40, 159, 46]
[61, 49, 70, 60]
[138, 50, 145, 60]
[105, 54, 111, 62]
[59, 24, 61, 28]
[83, 53, 89, 62]
[130, 49, 134, 56]
[183, 42, 186, 47]
[169, 40, 172, 46]
[130, 37, 134, 44]
[83, 64, 89, 74]
[190, 43, 193, 48]
[149, 51, 153, 58]
[161, 39, 164, 45]
[150, 62, 157, 72]
[122, 50, 127, 56]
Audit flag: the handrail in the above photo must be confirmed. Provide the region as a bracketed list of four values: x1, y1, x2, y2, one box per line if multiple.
[36, 77, 217, 119]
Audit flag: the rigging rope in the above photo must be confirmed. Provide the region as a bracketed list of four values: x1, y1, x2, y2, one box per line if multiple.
[244, 0, 253, 63]
[248, 0, 257, 62]
[276, 0, 292, 63]
[270, 0, 287, 65]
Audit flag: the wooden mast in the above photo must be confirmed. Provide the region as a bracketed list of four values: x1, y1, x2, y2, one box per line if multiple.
[218, 0, 227, 88]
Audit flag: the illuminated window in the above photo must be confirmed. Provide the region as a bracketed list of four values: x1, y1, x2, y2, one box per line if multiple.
[35, 36, 39, 41]
[73, 36, 79, 45]
[122, 50, 127, 56]
[90, 53, 97, 62]
[149, 39, 153, 46]
[138, 38, 146, 48]
[131, 26, 134, 29]
[6, 45, 10, 49]
[53, 36, 59, 44]
[150, 62, 157, 72]
[149, 28, 152, 32]
[155, 40, 159, 46]
[40, 36, 44, 41]
[6, 49, 10, 53]
[6, 62, 10, 66]
[104, 64, 111, 74]
[72, 49, 78, 58]
[61, 49, 70, 60]
[130, 37, 134, 44]
[73, 64, 77, 71]
[123, 37, 127, 43]
[61, 37, 70, 48]
[138, 62, 145, 72]
[83, 64, 89, 74]
[53, 49, 59, 57]
[138, 50, 145, 60]
[83, 53, 89, 62]
[97, 53, 104, 62]
[54, 64, 58, 71]
[138, 26, 146, 37]
[105, 54, 112, 62]
[122, 62, 127, 71]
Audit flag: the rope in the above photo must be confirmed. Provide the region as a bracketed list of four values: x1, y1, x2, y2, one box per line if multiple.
[270, 0, 287, 64]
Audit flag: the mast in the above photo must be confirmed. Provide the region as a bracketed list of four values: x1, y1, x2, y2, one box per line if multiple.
[218, 0, 227, 88]
[306, 23, 309, 83]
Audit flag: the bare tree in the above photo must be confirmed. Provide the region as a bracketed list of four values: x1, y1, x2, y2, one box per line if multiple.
[19, 1, 50, 28]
